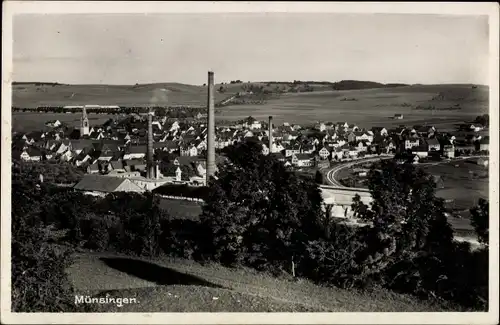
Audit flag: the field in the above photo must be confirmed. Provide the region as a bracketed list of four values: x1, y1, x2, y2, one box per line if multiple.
[159, 198, 203, 220]
[12, 112, 117, 133]
[12, 83, 488, 132]
[66, 251, 457, 312]
[218, 84, 488, 129]
[12, 82, 230, 108]
[423, 159, 489, 210]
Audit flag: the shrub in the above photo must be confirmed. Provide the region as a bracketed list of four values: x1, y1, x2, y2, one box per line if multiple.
[199, 139, 324, 274]
[11, 181, 93, 312]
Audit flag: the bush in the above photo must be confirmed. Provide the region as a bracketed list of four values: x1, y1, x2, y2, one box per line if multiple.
[11, 181, 93, 312]
[198, 140, 324, 274]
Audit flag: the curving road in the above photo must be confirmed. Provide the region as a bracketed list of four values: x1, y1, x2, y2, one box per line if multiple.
[326, 155, 394, 187]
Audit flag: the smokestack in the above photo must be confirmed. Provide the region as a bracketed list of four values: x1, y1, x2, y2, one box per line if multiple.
[146, 107, 155, 179]
[206, 71, 216, 184]
[268, 116, 273, 154]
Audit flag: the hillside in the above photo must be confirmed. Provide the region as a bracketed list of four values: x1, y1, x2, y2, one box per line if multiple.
[12, 81, 489, 132]
[67, 252, 458, 312]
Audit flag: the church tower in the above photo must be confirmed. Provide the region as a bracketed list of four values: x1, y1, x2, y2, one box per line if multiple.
[80, 106, 90, 136]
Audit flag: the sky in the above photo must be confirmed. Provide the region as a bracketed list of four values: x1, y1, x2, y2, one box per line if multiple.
[12, 13, 490, 85]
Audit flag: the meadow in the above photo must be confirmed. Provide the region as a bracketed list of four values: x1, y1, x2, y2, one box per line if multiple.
[12, 111, 118, 133]
[217, 84, 488, 129]
[12, 82, 488, 132]
[67, 251, 456, 312]
[423, 159, 489, 210]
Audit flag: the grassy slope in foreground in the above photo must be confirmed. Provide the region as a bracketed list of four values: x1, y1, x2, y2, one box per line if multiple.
[67, 252, 460, 312]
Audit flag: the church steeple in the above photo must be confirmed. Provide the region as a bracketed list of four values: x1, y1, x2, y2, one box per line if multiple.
[80, 106, 90, 136]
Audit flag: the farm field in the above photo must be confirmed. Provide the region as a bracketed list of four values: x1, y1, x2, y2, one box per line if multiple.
[218, 85, 488, 129]
[12, 112, 117, 133]
[12, 83, 488, 132]
[67, 251, 457, 312]
[422, 159, 489, 211]
[12, 82, 229, 108]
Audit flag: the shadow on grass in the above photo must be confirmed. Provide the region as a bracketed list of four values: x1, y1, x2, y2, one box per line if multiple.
[100, 257, 224, 289]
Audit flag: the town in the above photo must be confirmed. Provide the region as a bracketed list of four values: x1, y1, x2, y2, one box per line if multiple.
[13, 104, 490, 192]
[8, 8, 495, 318]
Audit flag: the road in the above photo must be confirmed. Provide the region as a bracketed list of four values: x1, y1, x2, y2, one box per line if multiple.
[325, 155, 394, 187]
[325, 154, 486, 187]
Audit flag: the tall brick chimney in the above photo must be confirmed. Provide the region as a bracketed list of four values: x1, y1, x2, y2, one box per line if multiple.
[268, 116, 273, 154]
[146, 107, 155, 179]
[206, 71, 216, 184]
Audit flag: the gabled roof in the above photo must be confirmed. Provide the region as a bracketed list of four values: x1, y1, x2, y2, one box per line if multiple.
[74, 175, 143, 193]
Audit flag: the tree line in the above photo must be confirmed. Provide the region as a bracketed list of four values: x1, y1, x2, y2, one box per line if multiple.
[12, 140, 489, 312]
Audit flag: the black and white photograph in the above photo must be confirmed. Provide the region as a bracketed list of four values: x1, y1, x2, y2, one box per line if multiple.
[1, 2, 498, 324]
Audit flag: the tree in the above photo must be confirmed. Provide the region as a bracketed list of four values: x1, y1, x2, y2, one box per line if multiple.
[11, 177, 93, 312]
[199, 139, 324, 274]
[315, 170, 324, 184]
[470, 198, 489, 246]
[348, 160, 455, 289]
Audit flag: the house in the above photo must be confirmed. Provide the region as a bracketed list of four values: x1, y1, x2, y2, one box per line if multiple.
[383, 139, 397, 153]
[154, 141, 179, 153]
[355, 141, 369, 152]
[74, 174, 145, 196]
[470, 124, 484, 132]
[180, 144, 198, 157]
[331, 147, 345, 161]
[55, 140, 72, 154]
[347, 146, 359, 158]
[300, 143, 315, 154]
[284, 143, 301, 157]
[70, 139, 95, 155]
[442, 143, 455, 158]
[20, 147, 43, 161]
[325, 140, 346, 149]
[318, 146, 331, 160]
[315, 123, 326, 132]
[262, 144, 270, 156]
[355, 132, 373, 143]
[335, 122, 349, 131]
[427, 138, 441, 152]
[59, 150, 74, 162]
[124, 159, 146, 172]
[404, 138, 420, 150]
[411, 145, 429, 158]
[291, 153, 314, 167]
[243, 116, 262, 130]
[45, 120, 62, 128]
[272, 142, 285, 153]
[371, 127, 388, 137]
[478, 137, 489, 152]
[123, 145, 147, 160]
[394, 114, 404, 120]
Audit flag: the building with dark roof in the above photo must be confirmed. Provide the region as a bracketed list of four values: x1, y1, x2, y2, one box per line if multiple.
[74, 174, 145, 195]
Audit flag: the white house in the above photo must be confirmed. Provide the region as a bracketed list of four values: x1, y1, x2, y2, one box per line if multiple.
[291, 153, 314, 167]
[180, 145, 198, 157]
[20, 148, 42, 161]
[59, 150, 73, 162]
[318, 147, 331, 160]
[123, 146, 147, 160]
[404, 139, 420, 150]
